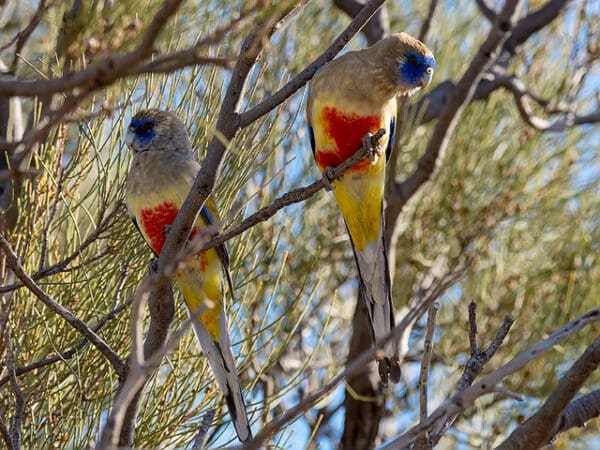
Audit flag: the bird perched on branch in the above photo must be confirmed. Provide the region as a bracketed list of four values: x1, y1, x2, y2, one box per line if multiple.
[306, 33, 435, 384]
[125, 109, 252, 442]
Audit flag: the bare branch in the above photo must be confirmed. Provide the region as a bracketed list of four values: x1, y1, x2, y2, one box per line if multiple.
[496, 75, 600, 131]
[415, 302, 440, 450]
[0, 234, 126, 377]
[239, 0, 387, 127]
[419, 0, 438, 42]
[496, 336, 600, 449]
[191, 408, 217, 449]
[382, 307, 600, 449]
[551, 389, 600, 438]
[429, 310, 514, 444]
[475, 0, 496, 22]
[332, 0, 388, 45]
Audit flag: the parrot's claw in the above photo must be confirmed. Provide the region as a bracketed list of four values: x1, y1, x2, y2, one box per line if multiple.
[378, 357, 401, 386]
[162, 224, 172, 237]
[323, 166, 336, 191]
[148, 258, 159, 274]
[363, 132, 383, 162]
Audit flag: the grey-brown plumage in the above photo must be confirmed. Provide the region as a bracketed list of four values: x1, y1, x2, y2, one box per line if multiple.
[125, 109, 251, 442]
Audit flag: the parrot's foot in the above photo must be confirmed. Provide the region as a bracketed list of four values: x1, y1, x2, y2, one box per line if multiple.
[378, 357, 401, 385]
[363, 132, 383, 162]
[322, 166, 335, 191]
[148, 258, 159, 274]
[162, 224, 172, 237]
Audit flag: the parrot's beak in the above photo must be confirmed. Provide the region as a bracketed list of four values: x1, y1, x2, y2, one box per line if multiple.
[125, 128, 135, 150]
[420, 68, 433, 88]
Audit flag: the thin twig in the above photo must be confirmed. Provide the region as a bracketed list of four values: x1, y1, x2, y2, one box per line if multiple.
[429, 306, 514, 444]
[0, 234, 126, 377]
[4, 328, 24, 450]
[192, 408, 217, 449]
[381, 307, 600, 449]
[0, 202, 124, 294]
[415, 302, 439, 450]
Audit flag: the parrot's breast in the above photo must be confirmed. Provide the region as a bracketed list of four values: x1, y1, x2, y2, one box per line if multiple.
[139, 201, 198, 255]
[314, 107, 382, 172]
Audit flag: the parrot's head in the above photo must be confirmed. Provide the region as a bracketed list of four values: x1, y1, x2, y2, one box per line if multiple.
[380, 32, 435, 96]
[125, 109, 191, 154]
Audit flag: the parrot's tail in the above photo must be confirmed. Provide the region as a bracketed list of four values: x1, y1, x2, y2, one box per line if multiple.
[189, 309, 252, 443]
[352, 229, 401, 385]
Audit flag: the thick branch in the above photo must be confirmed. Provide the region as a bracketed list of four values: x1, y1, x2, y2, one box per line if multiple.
[551, 389, 600, 438]
[496, 336, 600, 449]
[392, 0, 521, 211]
[381, 307, 600, 449]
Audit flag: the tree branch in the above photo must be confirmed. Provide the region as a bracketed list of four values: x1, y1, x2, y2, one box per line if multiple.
[418, 0, 438, 42]
[429, 302, 515, 445]
[496, 336, 600, 449]
[239, 0, 387, 127]
[332, 0, 388, 45]
[551, 389, 600, 439]
[414, 302, 440, 450]
[381, 307, 600, 449]
[0, 234, 126, 377]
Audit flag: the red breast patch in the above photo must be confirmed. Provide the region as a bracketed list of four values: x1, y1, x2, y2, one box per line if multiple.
[140, 202, 198, 255]
[315, 107, 381, 171]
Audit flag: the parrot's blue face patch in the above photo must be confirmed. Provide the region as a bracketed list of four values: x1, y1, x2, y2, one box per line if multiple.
[399, 51, 435, 89]
[127, 117, 157, 151]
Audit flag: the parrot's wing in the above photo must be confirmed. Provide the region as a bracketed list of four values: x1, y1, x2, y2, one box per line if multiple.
[199, 203, 235, 298]
[386, 115, 396, 161]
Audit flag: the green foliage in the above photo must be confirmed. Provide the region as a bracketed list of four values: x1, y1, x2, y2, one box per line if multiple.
[0, 0, 598, 448]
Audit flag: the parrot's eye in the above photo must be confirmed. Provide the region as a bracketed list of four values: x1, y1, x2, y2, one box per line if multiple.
[406, 54, 418, 65]
[141, 122, 154, 133]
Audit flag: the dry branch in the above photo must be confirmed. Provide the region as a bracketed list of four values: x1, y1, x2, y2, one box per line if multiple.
[381, 307, 600, 449]
[0, 234, 126, 377]
[496, 336, 600, 449]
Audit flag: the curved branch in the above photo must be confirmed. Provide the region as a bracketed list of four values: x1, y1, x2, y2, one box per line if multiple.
[496, 336, 600, 449]
[0, 0, 185, 98]
[0, 234, 126, 377]
[497, 75, 600, 131]
[381, 307, 600, 449]
[551, 389, 600, 438]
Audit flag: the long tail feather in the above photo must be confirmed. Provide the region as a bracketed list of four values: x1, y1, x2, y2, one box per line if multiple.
[190, 309, 252, 442]
[351, 224, 400, 384]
